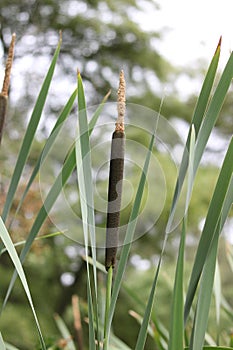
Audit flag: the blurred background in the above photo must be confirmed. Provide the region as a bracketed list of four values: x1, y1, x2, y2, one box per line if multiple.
[0, 0, 233, 348]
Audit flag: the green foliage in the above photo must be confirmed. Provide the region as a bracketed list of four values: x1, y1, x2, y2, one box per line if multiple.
[0, 27, 233, 350]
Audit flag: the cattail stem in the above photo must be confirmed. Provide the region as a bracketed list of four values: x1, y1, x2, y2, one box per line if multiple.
[0, 95, 8, 143]
[0, 33, 16, 144]
[105, 71, 126, 270]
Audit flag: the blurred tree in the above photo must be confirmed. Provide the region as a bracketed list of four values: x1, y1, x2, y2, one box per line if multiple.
[0, 0, 178, 117]
[1, 0, 232, 133]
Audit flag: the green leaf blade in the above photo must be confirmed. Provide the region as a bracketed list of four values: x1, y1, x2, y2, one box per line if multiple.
[166, 39, 221, 233]
[184, 136, 233, 323]
[190, 222, 220, 350]
[2, 36, 62, 223]
[167, 221, 186, 350]
[0, 218, 46, 350]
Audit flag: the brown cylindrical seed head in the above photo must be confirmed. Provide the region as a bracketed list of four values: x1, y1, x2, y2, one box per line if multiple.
[105, 131, 125, 270]
[105, 70, 126, 270]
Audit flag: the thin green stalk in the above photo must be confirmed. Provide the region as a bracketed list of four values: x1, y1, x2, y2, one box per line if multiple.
[104, 266, 113, 350]
[0, 231, 63, 255]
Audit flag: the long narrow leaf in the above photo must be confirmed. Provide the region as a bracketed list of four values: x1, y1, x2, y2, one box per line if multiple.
[1, 35, 62, 223]
[0, 218, 46, 350]
[220, 176, 233, 227]
[167, 220, 186, 350]
[9, 89, 77, 227]
[0, 333, 6, 350]
[136, 126, 195, 350]
[190, 220, 220, 350]
[213, 261, 221, 344]
[134, 256, 161, 350]
[2, 92, 109, 310]
[194, 51, 233, 171]
[184, 136, 233, 322]
[75, 72, 97, 349]
[77, 72, 97, 290]
[166, 38, 221, 233]
[0, 231, 63, 255]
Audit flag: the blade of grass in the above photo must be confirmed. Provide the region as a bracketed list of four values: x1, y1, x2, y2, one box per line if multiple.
[2, 92, 109, 311]
[190, 219, 220, 350]
[135, 112, 196, 350]
[0, 231, 64, 255]
[220, 176, 233, 227]
[9, 88, 77, 229]
[104, 266, 113, 349]
[75, 72, 98, 349]
[193, 51, 233, 171]
[77, 72, 97, 290]
[1, 33, 62, 223]
[0, 217, 46, 350]
[1, 145, 76, 310]
[168, 126, 195, 349]
[184, 136, 233, 323]
[166, 38, 221, 233]
[104, 116, 158, 348]
[213, 261, 221, 345]
[134, 257, 161, 350]
[167, 220, 186, 350]
[54, 313, 76, 350]
[0, 333, 6, 350]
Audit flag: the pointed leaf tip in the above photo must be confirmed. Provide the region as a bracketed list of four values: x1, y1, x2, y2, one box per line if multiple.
[215, 36, 222, 54]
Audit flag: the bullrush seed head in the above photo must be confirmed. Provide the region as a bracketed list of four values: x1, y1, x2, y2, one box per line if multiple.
[105, 70, 126, 270]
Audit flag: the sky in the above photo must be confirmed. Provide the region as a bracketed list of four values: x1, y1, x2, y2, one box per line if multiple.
[139, 0, 233, 68]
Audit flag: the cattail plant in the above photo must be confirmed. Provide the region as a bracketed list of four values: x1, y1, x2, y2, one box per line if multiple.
[0, 33, 16, 144]
[105, 70, 126, 270]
